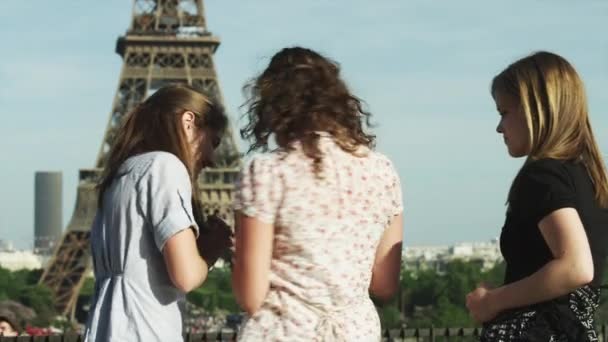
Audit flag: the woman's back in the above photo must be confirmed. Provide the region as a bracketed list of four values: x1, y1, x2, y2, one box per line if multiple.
[85, 152, 195, 342]
[235, 134, 402, 341]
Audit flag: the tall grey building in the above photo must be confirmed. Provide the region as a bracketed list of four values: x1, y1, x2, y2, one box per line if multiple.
[34, 171, 63, 252]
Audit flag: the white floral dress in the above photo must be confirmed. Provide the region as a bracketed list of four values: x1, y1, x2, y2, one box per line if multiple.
[234, 134, 403, 342]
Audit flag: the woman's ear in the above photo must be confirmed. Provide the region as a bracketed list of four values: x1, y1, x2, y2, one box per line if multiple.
[181, 110, 197, 132]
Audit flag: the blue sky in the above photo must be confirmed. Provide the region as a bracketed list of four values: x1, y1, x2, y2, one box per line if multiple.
[0, 1, 607, 249]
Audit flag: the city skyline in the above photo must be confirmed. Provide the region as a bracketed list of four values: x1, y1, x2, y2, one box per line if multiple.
[1, 1, 607, 249]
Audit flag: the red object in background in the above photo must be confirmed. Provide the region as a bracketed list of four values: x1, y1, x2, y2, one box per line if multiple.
[24, 326, 52, 336]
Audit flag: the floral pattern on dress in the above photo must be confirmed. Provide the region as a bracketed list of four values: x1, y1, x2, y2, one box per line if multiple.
[234, 134, 403, 342]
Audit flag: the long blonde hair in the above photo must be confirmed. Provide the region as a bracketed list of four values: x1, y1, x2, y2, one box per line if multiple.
[97, 84, 227, 209]
[492, 51, 608, 207]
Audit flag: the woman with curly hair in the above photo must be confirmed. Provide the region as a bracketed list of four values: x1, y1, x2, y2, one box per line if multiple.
[232, 47, 404, 341]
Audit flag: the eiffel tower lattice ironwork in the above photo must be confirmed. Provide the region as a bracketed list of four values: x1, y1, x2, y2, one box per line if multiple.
[39, 0, 241, 318]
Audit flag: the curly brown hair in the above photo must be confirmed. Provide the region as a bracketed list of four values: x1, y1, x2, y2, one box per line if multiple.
[241, 47, 375, 175]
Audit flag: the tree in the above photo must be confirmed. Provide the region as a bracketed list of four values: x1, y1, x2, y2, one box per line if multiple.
[187, 268, 239, 313]
[399, 259, 506, 328]
[0, 266, 57, 327]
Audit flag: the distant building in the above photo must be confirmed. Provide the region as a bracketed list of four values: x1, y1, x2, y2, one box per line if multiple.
[34, 171, 63, 254]
[403, 239, 503, 273]
[0, 240, 51, 271]
[0, 240, 15, 252]
[0, 250, 45, 271]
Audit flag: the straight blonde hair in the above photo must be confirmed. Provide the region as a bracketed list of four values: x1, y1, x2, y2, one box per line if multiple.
[492, 51, 608, 207]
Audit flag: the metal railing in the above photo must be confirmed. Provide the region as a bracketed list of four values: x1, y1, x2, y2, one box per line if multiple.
[1, 326, 607, 341]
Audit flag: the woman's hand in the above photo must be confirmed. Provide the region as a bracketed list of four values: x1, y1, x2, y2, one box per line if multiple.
[197, 214, 233, 268]
[466, 283, 500, 323]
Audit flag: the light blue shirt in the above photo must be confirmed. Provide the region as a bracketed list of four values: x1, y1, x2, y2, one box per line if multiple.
[85, 152, 199, 342]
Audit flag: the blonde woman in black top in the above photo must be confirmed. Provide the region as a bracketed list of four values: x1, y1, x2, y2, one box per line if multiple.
[466, 51, 608, 341]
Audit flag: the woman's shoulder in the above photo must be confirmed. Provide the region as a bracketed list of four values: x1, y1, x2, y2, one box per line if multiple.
[513, 158, 574, 201]
[366, 151, 399, 173]
[242, 151, 282, 168]
[122, 151, 190, 184]
[523, 158, 568, 172]
[519, 158, 573, 185]
[238, 152, 288, 184]
[141, 151, 187, 170]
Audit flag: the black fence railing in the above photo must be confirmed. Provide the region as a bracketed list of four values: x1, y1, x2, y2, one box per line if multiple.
[1, 326, 607, 341]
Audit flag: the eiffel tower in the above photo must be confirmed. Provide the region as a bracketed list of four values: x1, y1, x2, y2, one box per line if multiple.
[39, 0, 241, 319]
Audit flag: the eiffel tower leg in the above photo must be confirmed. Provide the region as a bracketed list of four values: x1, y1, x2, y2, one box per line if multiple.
[39, 170, 99, 316]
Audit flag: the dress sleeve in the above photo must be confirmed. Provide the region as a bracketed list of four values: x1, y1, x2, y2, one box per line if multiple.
[513, 159, 576, 225]
[139, 153, 199, 252]
[233, 155, 283, 225]
[381, 157, 403, 223]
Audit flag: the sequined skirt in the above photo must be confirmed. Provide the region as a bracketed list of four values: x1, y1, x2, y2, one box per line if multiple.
[480, 286, 600, 342]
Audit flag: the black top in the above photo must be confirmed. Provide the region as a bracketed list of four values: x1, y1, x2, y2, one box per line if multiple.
[500, 158, 608, 287]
